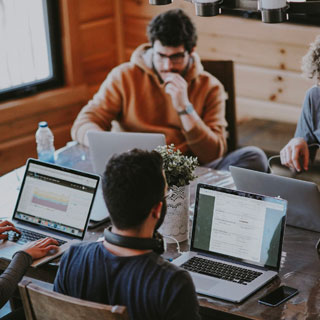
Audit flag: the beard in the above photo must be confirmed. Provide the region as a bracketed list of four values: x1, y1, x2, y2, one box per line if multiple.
[155, 198, 167, 231]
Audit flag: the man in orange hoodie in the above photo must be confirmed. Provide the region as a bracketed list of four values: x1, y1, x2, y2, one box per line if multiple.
[72, 9, 268, 172]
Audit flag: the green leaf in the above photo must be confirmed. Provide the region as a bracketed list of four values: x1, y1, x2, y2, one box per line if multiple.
[155, 144, 199, 187]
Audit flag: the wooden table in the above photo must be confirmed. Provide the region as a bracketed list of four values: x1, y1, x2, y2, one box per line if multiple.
[1, 143, 320, 319]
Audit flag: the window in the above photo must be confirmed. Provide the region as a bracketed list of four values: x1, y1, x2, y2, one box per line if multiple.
[0, 0, 63, 102]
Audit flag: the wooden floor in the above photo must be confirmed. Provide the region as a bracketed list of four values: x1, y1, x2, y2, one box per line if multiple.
[238, 119, 296, 157]
[238, 118, 320, 186]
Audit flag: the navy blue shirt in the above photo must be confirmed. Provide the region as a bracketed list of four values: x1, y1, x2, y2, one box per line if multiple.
[54, 242, 201, 320]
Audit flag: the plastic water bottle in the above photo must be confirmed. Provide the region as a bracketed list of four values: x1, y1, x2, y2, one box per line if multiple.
[35, 121, 55, 163]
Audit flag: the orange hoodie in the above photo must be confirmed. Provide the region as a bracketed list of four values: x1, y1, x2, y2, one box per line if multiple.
[71, 44, 227, 164]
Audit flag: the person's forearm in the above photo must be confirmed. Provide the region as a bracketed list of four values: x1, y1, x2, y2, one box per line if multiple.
[71, 71, 123, 145]
[178, 108, 199, 133]
[182, 118, 227, 164]
[71, 121, 104, 147]
[71, 99, 112, 146]
[0, 251, 32, 308]
[71, 96, 121, 146]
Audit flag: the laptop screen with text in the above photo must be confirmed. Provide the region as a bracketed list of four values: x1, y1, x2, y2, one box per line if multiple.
[13, 160, 99, 239]
[191, 185, 287, 271]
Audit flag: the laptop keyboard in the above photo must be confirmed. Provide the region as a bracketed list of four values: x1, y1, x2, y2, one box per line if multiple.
[181, 257, 262, 285]
[16, 228, 67, 246]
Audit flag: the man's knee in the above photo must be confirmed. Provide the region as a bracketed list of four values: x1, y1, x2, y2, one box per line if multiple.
[234, 146, 268, 172]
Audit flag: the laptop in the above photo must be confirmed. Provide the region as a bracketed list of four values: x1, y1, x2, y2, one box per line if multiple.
[173, 183, 287, 303]
[87, 131, 166, 177]
[87, 131, 166, 222]
[230, 166, 320, 233]
[0, 158, 99, 267]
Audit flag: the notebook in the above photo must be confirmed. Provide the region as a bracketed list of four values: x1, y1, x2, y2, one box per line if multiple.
[0, 159, 99, 267]
[87, 131, 166, 222]
[173, 183, 287, 303]
[87, 131, 166, 177]
[230, 165, 320, 233]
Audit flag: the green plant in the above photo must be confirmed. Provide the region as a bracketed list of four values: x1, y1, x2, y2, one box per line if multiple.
[155, 144, 199, 187]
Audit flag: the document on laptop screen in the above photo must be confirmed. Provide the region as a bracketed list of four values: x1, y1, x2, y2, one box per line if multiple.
[193, 187, 286, 268]
[14, 163, 98, 238]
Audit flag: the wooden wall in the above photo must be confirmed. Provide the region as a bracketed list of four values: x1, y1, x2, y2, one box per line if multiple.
[0, 0, 121, 175]
[121, 0, 319, 123]
[78, 0, 120, 95]
[0, 0, 319, 175]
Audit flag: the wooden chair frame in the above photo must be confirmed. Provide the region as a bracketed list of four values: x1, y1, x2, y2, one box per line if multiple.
[201, 60, 238, 152]
[18, 277, 129, 320]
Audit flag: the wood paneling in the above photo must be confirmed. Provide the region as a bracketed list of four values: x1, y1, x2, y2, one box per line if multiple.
[79, 15, 117, 86]
[0, 104, 81, 144]
[78, 0, 114, 23]
[114, 0, 126, 64]
[84, 67, 110, 86]
[235, 64, 314, 106]
[237, 97, 302, 123]
[0, 86, 87, 174]
[0, 0, 120, 175]
[123, 15, 313, 72]
[124, 0, 191, 18]
[125, 48, 134, 61]
[0, 135, 38, 175]
[122, 0, 320, 123]
[80, 18, 116, 59]
[197, 35, 309, 72]
[0, 124, 73, 175]
[124, 17, 148, 49]
[124, 0, 319, 46]
[1, 0, 319, 175]
[82, 52, 116, 85]
[0, 86, 87, 123]
[60, 0, 84, 86]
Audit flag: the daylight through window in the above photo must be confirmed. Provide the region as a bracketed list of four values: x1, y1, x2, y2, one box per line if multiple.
[0, 0, 62, 101]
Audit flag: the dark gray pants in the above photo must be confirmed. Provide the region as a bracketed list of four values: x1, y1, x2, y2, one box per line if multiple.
[205, 146, 268, 172]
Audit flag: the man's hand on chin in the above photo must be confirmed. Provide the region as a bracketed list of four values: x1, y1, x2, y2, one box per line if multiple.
[163, 73, 190, 113]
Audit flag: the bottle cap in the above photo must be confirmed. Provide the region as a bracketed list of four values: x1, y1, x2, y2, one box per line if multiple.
[39, 121, 48, 128]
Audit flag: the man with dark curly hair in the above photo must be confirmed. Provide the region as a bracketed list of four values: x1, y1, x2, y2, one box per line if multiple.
[71, 9, 268, 172]
[54, 149, 201, 320]
[280, 35, 320, 172]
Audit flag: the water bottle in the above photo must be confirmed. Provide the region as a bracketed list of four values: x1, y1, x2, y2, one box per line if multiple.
[35, 121, 55, 163]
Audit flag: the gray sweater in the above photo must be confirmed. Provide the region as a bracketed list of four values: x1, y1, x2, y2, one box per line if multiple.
[295, 86, 320, 160]
[0, 251, 32, 308]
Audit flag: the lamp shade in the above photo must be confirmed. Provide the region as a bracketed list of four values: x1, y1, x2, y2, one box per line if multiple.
[260, 0, 286, 10]
[149, 0, 172, 5]
[193, 0, 222, 16]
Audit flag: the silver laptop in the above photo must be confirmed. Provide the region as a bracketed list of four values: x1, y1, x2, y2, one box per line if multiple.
[0, 159, 99, 267]
[87, 131, 166, 177]
[230, 165, 320, 232]
[87, 131, 166, 222]
[173, 183, 287, 303]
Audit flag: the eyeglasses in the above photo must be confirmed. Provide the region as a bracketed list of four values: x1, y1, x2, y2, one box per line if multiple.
[155, 51, 187, 64]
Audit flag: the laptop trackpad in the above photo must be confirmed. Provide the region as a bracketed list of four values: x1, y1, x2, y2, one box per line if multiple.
[193, 275, 219, 291]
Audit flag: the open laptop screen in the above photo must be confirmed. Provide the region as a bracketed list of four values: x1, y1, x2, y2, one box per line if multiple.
[13, 159, 99, 239]
[87, 131, 166, 177]
[191, 184, 287, 271]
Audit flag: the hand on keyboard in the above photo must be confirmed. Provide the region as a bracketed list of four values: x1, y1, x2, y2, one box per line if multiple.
[22, 237, 59, 260]
[16, 228, 67, 246]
